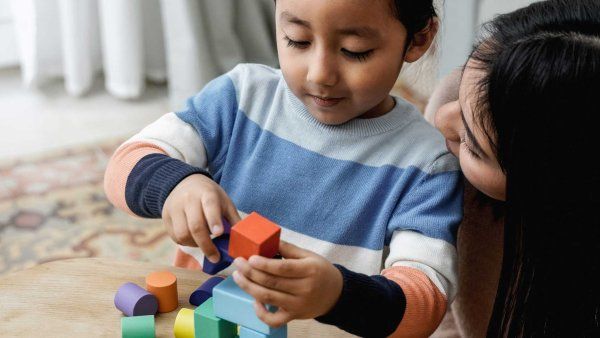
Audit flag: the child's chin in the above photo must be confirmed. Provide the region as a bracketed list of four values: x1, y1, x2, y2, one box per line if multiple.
[308, 110, 351, 126]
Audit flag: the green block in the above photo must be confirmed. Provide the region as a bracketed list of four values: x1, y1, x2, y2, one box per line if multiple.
[121, 315, 155, 338]
[195, 297, 238, 338]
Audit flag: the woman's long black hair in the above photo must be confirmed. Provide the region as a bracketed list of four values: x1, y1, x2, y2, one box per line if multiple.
[469, 0, 600, 336]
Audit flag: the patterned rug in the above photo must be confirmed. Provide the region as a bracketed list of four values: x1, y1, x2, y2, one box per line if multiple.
[0, 139, 175, 277]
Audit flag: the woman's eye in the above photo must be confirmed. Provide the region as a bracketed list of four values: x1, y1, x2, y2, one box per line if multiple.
[460, 136, 481, 159]
[285, 36, 310, 49]
[342, 48, 373, 62]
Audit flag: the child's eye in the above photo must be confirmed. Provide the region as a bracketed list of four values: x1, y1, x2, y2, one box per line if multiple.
[285, 36, 310, 49]
[342, 48, 373, 62]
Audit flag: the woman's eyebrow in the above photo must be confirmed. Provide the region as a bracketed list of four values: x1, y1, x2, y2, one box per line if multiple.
[281, 11, 310, 28]
[460, 107, 487, 158]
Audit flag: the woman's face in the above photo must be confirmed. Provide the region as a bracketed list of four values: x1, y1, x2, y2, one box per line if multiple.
[435, 59, 507, 201]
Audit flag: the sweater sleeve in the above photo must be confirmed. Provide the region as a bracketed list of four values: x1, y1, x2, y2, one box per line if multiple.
[103, 72, 240, 217]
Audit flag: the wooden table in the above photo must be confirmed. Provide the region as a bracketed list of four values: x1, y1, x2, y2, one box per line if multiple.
[0, 258, 354, 337]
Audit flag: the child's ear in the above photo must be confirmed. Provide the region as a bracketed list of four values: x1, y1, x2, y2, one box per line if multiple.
[404, 18, 439, 63]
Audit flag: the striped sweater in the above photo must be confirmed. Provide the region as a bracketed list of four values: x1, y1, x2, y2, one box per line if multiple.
[104, 64, 463, 337]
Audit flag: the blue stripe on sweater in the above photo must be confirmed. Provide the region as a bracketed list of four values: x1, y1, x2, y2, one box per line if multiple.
[175, 75, 462, 250]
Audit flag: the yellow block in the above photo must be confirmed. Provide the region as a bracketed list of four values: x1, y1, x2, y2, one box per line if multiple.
[174, 308, 195, 338]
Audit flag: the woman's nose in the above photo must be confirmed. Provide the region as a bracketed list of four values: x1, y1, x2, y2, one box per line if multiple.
[435, 100, 462, 143]
[306, 50, 338, 87]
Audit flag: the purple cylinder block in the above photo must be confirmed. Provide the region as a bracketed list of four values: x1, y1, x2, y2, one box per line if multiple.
[202, 235, 233, 275]
[189, 276, 226, 306]
[114, 282, 158, 316]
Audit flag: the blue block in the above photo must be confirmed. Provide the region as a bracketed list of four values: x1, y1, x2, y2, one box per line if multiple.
[189, 276, 225, 306]
[203, 235, 233, 275]
[239, 326, 287, 338]
[213, 276, 285, 335]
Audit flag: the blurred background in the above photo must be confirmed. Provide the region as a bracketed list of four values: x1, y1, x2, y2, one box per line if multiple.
[0, 0, 534, 285]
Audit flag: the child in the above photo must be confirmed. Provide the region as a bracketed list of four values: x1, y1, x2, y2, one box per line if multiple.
[104, 0, 463, 336]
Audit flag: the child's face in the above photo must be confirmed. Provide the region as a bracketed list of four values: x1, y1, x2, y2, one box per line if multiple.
[276, 0, 412, 125]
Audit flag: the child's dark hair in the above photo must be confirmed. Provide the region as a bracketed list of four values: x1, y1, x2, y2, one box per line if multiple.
[390, 1, 437, 44]
[467, 0, 600, 336]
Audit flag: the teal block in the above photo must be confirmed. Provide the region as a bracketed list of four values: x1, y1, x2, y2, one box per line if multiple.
[194, 297, 237, 338]
[239, 326, 287, 338]
[213, 276, 285, 335]
[121, 315, 155, 338]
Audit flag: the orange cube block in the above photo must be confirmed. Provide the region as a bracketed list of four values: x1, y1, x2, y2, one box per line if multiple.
[229, 212, 281, 259]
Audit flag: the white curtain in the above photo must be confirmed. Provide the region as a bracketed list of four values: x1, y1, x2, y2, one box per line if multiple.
[10, 0, 277, 109]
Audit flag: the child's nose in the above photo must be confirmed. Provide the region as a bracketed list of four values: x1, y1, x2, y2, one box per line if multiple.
[306, 50, 338, 87]
[435, 100, 462, 143]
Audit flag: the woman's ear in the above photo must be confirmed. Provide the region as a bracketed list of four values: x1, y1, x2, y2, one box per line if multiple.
[404, 18, 439, 63]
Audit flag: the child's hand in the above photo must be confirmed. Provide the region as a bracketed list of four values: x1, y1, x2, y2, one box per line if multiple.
[162, 173, 241, 263]
[232, 241, 343, 327]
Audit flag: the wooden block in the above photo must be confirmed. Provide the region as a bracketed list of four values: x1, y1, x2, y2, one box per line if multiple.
[212, 276, 285, 335]
[202, 235, 234, 275]
[194, 297, 237, 338]
[229, 212, 281, 260]
[114, 282, 158, 316]
[189, 276, 225, 306]
[173, 308, 195, 338]
[239, 326, 288, 338]
[146, 271, 178, 313]
[121, 315, 155, 338]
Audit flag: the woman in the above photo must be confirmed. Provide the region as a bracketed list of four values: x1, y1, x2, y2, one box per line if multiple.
[428, 0, 600, 336]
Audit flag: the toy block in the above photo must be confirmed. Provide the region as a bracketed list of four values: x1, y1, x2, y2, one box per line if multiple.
[173, 308, 195, 338]
[229, 212, 281, 259]
[239, 326, 288, 338]
[121, 315, 155, 338]
[194, 297, 237, 338]
[145, 271, 178, 313]
[114, 282, 158, 316]
[189, 276, 225, 306]
[213, 276, 286, 335]
[222, 218, 232, 235]
[203, 235, 234, 275]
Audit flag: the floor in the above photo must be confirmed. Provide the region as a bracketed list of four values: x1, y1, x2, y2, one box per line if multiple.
[0, 67, 169, 161]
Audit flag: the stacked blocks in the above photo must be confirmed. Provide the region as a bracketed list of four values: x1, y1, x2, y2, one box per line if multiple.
[194, 297, 237, 338]
[173, 308, 195, 338]
[213, 276, 286, 336]
[146, 271, 179, 313]
[202, 236, 234, 275]
[116, 212, 286, 337]
[189, 276, 225, 306]
[115, 282, 158, 316]
[121, 315, 155, 338]
[229, 212, 281, 259]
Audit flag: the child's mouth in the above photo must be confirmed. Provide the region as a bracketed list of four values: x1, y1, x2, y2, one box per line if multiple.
[310, 95, 343, 107]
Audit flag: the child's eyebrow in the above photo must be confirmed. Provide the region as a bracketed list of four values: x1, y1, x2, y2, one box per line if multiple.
[280, 11, 380, 39]
[281, 11, 311, 28]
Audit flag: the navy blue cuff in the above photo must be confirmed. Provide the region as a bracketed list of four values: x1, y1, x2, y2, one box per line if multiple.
[125, 153, 211, 218]
[315, 264, 407, 337]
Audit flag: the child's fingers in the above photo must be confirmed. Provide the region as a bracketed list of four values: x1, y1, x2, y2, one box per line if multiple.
[247, 255, 307, 278]
[201, 191, 225, 236]
[278, 241, 312, 259]
[184, 206, 220, 263]
[254, 302, 292, 328]
[234, 258, 300, 294]
[232, 270, 294, 308]
[223, 195, 242, 225]
[170, 210, 197, 247]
